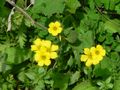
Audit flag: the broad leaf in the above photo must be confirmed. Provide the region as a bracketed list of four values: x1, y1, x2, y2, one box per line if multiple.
[72, 81, 97, 90]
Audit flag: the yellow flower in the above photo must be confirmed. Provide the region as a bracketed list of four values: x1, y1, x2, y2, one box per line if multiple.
[34, 38, 42, 45]
[50, 44, 59, 59]
[40, 44, 59, 59]
[31, 38, 59, 67]
[41, 40, 52, 48]
[80, 45, 106, 67]
[34, 51, 51, 66]
[48, 21, 62, 36]
[31, 38, 42, 52]
[80, 48, 96, 67]
[91, 45, 106, 61]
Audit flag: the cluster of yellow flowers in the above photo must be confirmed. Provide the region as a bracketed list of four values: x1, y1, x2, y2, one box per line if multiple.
[31, 38, 59, 66]
[80, 45, 106, 67]
[31, 21, 106, 68]
[48, 21, 62, 36]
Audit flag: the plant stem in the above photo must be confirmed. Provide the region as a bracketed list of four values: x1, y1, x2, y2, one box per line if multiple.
[6, 0, 48, 30]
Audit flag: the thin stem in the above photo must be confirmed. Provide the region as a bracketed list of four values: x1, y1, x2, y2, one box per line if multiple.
[6, 0, 48, 30]
[94, 0, 120, 26]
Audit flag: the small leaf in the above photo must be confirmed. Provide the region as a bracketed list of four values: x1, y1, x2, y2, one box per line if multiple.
[25, 71, 36, 80]
[18, 32, 26, 48]
[69, 71, 80, 85]
[18, 71, 26, 82]
[67, 56, 74, 67]
[66, 0, 81, 13]
[66, 30, 78, 43]
[0, 0, 5, 7]
[115, 45, 120, 52]
[36, 80, 45, 90]
[104, 19, 120, 33]
[113, 79, 120, 90]
[115, 4, 120, 14]
[43, 0, 65, 16]
[32, 0, 65, 17]
[52, 72, 69, 90]
[5, 47, 16, 64]
[72, 81, 97, 90]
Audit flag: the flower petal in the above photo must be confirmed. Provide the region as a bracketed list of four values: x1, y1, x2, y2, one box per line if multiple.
[44, 59, 51, 66]
[80, 55, 88, 62]
[101, 49, 106, 56]
[50, 52, 58, 59]
[86, 60, 92, 67]
[34, 38, 42, 45]
[31, 45, 38, 51]
[38, 60, 44, 66]
[34, 53, 40, 62]
[84, 48, 90, 55]
[51, 45, 59, 51]
[42, 40, 51, 48]
[55, 21, 61, 27]
[92, 59, 100, 65]
[57, 27, 62, 33]
[96, 45, 103, 50]
[49, 22, 54, 27]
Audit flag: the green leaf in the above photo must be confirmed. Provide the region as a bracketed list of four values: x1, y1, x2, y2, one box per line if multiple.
[5, 47, 16, 64]
[38, 30, 48, 38]
[52, 72, 69, 90]
[79, 31, 94, 48]
[67, 56, 74, 67]
[104, 33, 114, 44]
[25, 71, 36, 80]
[0, 44, 10, 52]
[31, 0, 45, 14]
[69, 71, 80, 85]
[34, 80, 45, 90]
[43, 0, 65, 16]
[18, 32, 26, 48]
[66, 30, 78, 43]
[115, 45, 120, 52]
[102, 0, 110, 10]
[72, 81, 97, 90]
[5, 47, 29, 64]
[109, 0, 116, 10]
[115, 4, 120, 14]
[0, 0, 5, 7]
[16, 0, 25, 8]
[24, 18, 32, 27]
[104, 19, 120, 33]
[32, 0, 65, 17]
[0, 7, 10, 17]
[66, 0, 81, 13]
[13, 12, 24, 26]
[113, 79, 120, 90]
[110, 52, 119, 61]
[93, 59, 112, 79]
[18, 71, 26, 82]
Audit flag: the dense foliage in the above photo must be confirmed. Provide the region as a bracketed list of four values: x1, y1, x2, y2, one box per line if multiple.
[0, 0, 120, 90]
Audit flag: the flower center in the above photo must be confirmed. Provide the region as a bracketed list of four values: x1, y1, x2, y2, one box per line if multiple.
[41, 55, 46, 60]
[37, 45, 41, 50]
[53, 26, 57, 30]
[88, 53, 93, 60]
[95, 50, 100, 55]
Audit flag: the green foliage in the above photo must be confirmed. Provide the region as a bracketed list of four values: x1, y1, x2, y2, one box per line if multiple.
[0, 0, 120, 89]
[31, 0, 65, 17]
[104, 19, 120, 33]
[113, 79, 120, 90]
[65, 0, 81, 13]
[97, 77, 113, 90]
[72, 81, 97, 90]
